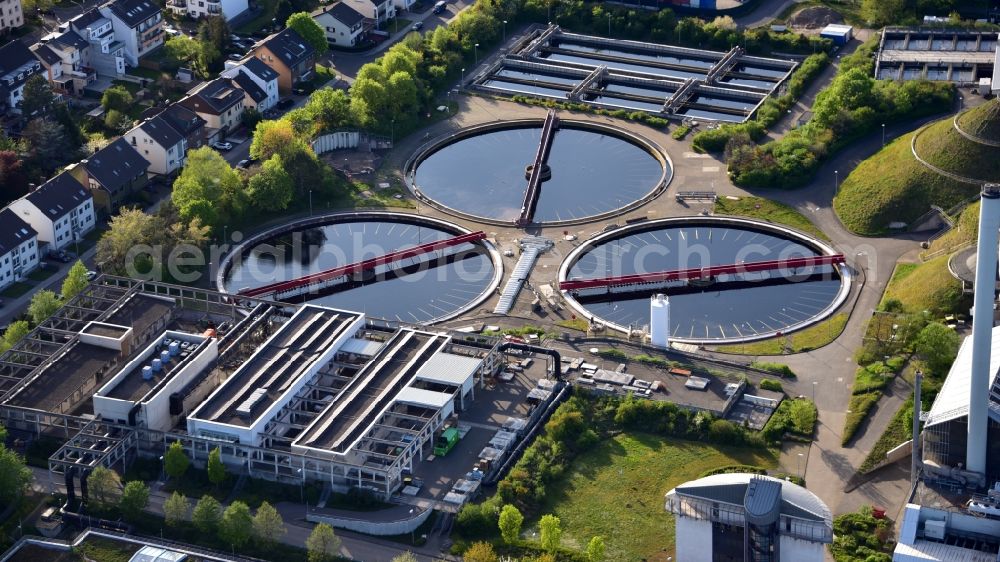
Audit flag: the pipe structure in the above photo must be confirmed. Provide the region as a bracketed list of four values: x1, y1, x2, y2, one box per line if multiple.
[967, 184, 1000, 476]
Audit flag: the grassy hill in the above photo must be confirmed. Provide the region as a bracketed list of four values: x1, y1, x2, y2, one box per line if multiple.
[957, 98, 1000, 142]
[881, 256, 967, 315]
[834, 99, 1000, 236]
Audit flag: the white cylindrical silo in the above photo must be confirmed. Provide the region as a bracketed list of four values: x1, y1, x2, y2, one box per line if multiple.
[650, 294, 670, 348]
[967, 184, 1000, 476]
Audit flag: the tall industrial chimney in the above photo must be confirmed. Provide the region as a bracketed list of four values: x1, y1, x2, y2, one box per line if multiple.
[967, 184, 1000, 476]
[650, 294, 670, 348]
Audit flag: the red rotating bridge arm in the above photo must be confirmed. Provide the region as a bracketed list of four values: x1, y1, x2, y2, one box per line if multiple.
[559, 254, 846, 291]
[238, 231, 487, 298]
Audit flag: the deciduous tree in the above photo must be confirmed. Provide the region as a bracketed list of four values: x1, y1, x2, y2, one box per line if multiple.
[0, 321, 30, 353]
[87, 466, 122, 507]
[192, 495, 222, 533]
[498, 504, 523, 544]
[306, 523, 341, 562]
[286, 12, 328, 54]
[247, 156, 294, 211]
[462, 542, 498, 562]
[219, 501, 253, 549]
[101, 85, 134, 113]
[119, 480, 150, 521]
[21, 75, 55, 117]
[164, 440, 190, 480]
[61, 261, 89, 301]
[28, 290, 60, 325]
[172, 146, 243, 229]
[0, 444, 31, 506]
[539, 514, 562, 553]
[207, 446, 225, 486]
[163, 491, 190, 526]
[250, 120, 296, 161]
[391, 553, 418, 562]
[586, 536, 605, 562]
[916, 322, 960, 375]
[252, 501, 286, 546]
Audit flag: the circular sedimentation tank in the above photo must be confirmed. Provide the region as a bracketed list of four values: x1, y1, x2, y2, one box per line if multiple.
[219, 212, 502, 324]
[559, 217, 851, 343]
[406, 119, 671, 225]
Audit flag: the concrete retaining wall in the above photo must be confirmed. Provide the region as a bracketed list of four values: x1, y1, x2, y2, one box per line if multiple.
[312, 131, 361, 154]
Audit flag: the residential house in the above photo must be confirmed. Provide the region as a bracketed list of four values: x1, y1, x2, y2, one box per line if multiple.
[178, 77, 245, 135]
[167, 0, 247, 22]
[99, 0, 164, 67]
[0, 0, 24, 35]
[0, 40, 44, 115]
[68, 138, 150, 214]
[67, 9, 126, 78]
[312, 3, 368, 48]
[342, 0, 394, 29]
[151, 103, 208, 149]
[220, 57, 278, 111]
[251, 28, 315, 94]
[226, 73, 266, 112]
[0, 209, 39, 291]
[7, 172, 95, 252]
[32, 29, 97, 95]
[126, 113, 188, 176]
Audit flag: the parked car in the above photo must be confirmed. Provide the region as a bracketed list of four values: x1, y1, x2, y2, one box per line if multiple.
[236, 158, 256, 169]
[86, 270, 98, 281]
[276, 98, 295, 110]
[292, 86, 308, 96]
[211, 141, 233, 151]
[227, 53, 243, 61]
[412, 21, 423, 30]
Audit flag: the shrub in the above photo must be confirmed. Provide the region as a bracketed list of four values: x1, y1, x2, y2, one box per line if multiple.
[761, 399, 817, 441]
[671, 124, 692, 140]
[842, 393, 882, 445]
[759, 379, 783, 392]
[596, 349, 627, 361]
[751, 361, 795, 378]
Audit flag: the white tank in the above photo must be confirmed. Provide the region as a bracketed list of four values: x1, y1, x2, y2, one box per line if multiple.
[160, 350, 171, 364]
[142, 366, 153, 380]
[168, 342, 180, 357]
[650, 294, 670, 348]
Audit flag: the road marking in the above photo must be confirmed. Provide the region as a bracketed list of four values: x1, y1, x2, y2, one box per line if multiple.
[683, 152, 711, 159]
[702, 166, 720, 173]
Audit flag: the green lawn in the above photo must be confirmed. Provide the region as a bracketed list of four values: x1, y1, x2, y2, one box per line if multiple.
[714, 196, 828, 241]
[712, 312, 848, 355]
[916, 117, 1000, 182]
[0, 281, 33, 298]
[27, 267, 57, 282]
[773, 0, 866, 27]
[926, 200, 978, 257]
[533, 432, 777, 562]
[881, 257, 967, 315]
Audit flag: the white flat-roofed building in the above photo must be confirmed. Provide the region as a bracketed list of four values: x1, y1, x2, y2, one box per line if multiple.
[187, 305, 365, 447]
[93, 329, 218, 432]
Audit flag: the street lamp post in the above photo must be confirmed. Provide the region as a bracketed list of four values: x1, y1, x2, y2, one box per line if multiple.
[461, 67, 465, 85]
[409, 508, 416, 544]
[607, 13, 611, 37]
[812, 381, 818, 402]
[502, 20, 507, 43]
[391, 118, 395, 146]
[796, 452, 804, 479]
[474, 43, 479, 65]
[881, 123, 886, 147]
[834, 170, 839, 195]
[309, 189, 313, 217]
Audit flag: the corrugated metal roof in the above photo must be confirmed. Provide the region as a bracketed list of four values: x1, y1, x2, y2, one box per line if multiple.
[894, 540, 1000, 562]
[925, 326, 1000, 427]
[395, 386, 452, 409]
[340, 337, 384, 356]
[414, 352, 480, 386]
